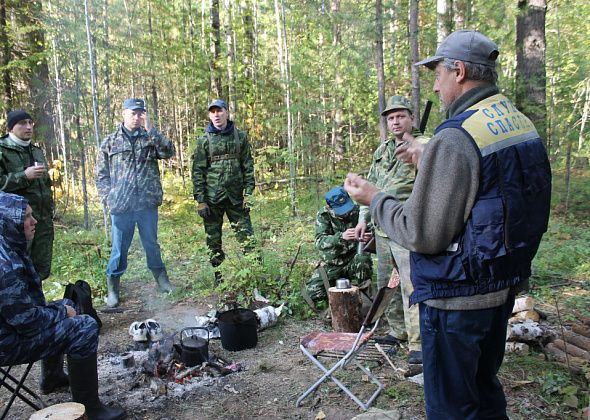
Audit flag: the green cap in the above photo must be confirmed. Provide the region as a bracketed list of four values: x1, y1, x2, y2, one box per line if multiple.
[381, 95, 413, 116]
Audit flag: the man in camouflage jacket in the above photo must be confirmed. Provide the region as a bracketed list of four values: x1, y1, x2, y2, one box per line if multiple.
[305, 186, 373, 304]
[355, 95, 429, 364]
[191, 100, 256, 277]
[0, 110, 54, 280]
[96, 98, 176, 307]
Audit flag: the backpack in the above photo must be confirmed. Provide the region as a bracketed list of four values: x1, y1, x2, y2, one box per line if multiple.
[63, 280, 102, 330]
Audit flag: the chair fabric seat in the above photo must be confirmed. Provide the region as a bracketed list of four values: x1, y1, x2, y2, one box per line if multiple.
[300, 331, 373, 353]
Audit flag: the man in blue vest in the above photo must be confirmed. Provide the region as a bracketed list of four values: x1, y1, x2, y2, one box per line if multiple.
[344, 30, 551, 419]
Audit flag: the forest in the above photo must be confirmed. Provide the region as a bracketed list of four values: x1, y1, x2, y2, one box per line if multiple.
[1, 0, 589, 418]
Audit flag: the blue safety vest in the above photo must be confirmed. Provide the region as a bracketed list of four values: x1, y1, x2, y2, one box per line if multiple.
[409, 94, 551, 305]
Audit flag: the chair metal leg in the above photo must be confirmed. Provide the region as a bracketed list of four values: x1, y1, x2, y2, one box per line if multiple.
[1, 364, 45, 420]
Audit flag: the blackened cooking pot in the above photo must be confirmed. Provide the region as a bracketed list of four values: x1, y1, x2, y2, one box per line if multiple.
[217, 308, 258, 351]
[174, 327, 209, 366]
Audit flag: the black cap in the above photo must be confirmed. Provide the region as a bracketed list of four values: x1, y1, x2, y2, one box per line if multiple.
[7, 110, 33, 131]
[123, 98, 146, 111]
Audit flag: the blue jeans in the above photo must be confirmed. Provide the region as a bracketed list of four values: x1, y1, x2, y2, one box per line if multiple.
[420, 295, 514, 420]
[106, 207, 165, 278]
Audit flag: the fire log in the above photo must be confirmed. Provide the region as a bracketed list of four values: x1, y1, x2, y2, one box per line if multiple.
[328, 286, 362, 332]
[552, 339, 590, 360]
[506, 321, 549, 342]
[30, 402, 86, 420]
[563, 330, 590, 353]
[512, 296, 535, 313]
[505, 342, 530, 353]
[508, 310, 540, 324]
[571, 323, 590, 339]
[545, 343, 586, 374]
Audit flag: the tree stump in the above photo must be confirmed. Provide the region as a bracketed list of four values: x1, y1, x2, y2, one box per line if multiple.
[30, 402, 86, 420]
[328, 286, 362, 332]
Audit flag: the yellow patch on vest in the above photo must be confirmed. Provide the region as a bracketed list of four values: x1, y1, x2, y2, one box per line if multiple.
[463, 94, 538, 148]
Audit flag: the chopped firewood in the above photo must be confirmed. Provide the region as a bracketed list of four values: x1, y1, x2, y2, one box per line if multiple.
[563, 330, 590, 352]
[573, 310, 590, 326]
[545, 343, 586, 374]
[505, 342, 529, 353]
[571, 323, 590, 339]
[512, 296, 535, 313]
[552, 339, 590, 360]
[506, 321, 550, 342]
[508, 310, 540, 324]
[30, 402, 86, 420]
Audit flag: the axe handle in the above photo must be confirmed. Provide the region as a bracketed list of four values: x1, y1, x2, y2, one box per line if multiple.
[419, 100, 433, 133]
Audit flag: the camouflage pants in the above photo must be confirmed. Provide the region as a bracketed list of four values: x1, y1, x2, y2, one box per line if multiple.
[0, 299, 99, 365]
[376, 234, 421, 351]
[203, 198, 256, 267]
[306, 253, 373, 303]
[27, 214, 53, 281]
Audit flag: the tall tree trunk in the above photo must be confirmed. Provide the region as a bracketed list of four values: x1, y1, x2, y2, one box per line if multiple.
[409, 0, 421, 125]
[28, 0, 54, 144]
[47, 0, 69, 198]
[74, 53, 89, 229]
[436, 0, 452, 44]
[210, 0, 222, 98]
[375, 0, 387, 142]
[0, 0, 12, 110]
[330, 0, 343, 168]
[84, 0, 108, 239]
[223, 0, 236, 111]
[453, 0, 471, 29]
[516, 0, 547, 145]
[148, 0, 159, 122]
[103, 0, 112, 126]
[123, 0, 137, 96]
[274, 0, 296, 215]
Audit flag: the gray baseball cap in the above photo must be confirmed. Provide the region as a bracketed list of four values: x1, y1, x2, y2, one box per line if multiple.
[415, 30, 499, 69]
[208, 99, 227, 110]
[381, 95, 413, 116]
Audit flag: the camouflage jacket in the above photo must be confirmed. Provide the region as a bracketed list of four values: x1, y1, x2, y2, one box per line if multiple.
[191, 121, 255, 205]
[96, 125, 175, 214]
[0, 193, 67, 353]
[315, 205, 359, 266]
[359, 128, 429, 235]
[0, 135, 54, 221]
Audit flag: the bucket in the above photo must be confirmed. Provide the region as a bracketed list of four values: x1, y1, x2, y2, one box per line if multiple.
[217, 308, 258, 351]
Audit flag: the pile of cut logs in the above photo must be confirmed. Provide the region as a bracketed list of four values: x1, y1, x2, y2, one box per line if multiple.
[505, 296, 590, 373]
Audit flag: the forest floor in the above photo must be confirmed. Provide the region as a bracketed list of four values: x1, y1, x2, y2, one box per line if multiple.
[3, 275, 585, 420]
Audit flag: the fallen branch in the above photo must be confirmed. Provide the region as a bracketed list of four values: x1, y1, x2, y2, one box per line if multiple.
[545, 343, 586, 374]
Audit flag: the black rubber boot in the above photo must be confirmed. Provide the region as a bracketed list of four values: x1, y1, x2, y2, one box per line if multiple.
[67, 353, 126, 420]
[39, 353, 69, 394]
[151, 268, 175, 293]
[106, 276, 120, 308]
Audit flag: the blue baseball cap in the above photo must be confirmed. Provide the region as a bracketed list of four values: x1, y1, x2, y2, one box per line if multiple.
[208, 99, 227, 110]
[325, 186, 355, 216]
[123, 98, 146, 111]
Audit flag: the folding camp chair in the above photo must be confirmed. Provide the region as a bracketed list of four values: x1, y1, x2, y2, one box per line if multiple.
[0, 362, 45, 419]
[296, 286, 396, 410]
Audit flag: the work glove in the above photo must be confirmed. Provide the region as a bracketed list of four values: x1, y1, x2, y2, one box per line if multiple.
[198, 202, 211, 219]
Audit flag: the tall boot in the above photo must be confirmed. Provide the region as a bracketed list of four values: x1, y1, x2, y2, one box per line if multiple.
[151, 268, 175, 293]
[106, 276, 120, 308]
[67, 353, 126, 420]
[39, 353, 69, 394]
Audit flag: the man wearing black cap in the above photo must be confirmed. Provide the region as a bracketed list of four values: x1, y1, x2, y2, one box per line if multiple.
[191, 99, 256, 280]
[96, 98, 176, 307]
[345, 30, 551, 419]
[0, 109, 54, 280]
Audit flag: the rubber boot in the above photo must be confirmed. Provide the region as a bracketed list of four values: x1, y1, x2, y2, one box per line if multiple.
[106, 276, 120, 308]
[39, 353, 69, 394]
[67, 354, 126, 420]
[151, 268, 175, 293]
